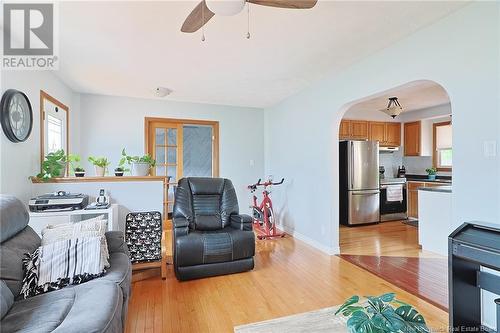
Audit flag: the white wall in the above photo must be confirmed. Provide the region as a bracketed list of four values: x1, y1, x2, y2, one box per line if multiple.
[264, 3, 499, 255]
[78, 94, 265, 209]
[0, 71, 80, 203]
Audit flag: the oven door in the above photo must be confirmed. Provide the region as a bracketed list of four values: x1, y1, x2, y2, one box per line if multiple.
[380, 185, 407, 215]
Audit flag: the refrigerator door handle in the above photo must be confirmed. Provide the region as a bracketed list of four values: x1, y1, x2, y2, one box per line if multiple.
[351, 190, 380, 195]
[350, 141, 354, 189]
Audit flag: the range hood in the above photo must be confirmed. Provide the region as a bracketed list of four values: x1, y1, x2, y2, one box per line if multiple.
[379, 146, 399, 152]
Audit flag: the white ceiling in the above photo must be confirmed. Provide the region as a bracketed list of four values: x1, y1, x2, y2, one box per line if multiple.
[56, 1, 468, 108]
[347, 80, 451, 114]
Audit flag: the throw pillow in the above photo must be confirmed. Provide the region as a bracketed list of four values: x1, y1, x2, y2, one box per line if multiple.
[20, 237, 105, 299]
[41, 216, 110, 268]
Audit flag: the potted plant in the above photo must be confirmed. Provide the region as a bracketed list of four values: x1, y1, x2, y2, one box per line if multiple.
[335, 293, 430, 333]
[88, 156, 110, 177]
[425, 167, 437, 181]
[119, 149, 156, 177]
[114, 166, 126, 177]
[33, 149, 67, 181]
[67, 154, 85, 177]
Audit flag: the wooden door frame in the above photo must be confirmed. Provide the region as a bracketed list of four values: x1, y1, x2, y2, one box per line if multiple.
[144, 117, 220, 177]
[433, 121, 452, 172]
[40, 90, 70, 172]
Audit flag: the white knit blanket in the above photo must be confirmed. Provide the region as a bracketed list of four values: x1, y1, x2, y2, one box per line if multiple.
[38, 237, 103, 286]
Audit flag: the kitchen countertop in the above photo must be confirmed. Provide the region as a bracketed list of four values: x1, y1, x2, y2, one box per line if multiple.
[418, 185, 452, 193]
[406, 178, 452, 184]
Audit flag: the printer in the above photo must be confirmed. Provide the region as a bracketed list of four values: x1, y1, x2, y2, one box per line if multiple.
[29, 191, 89, 212]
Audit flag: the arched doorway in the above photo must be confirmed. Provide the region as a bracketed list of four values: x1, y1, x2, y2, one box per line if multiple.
[335, 80, 452, 310]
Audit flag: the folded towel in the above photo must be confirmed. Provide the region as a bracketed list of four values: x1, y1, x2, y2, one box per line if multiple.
[386, 185, 403, 202]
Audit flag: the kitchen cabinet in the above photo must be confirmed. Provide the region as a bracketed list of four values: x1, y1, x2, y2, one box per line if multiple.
[407, 181, 447, 219]
[404, 121, 421, 156]
[340, 119, 400, 146]
[339, 120, 351, 140]
[339, 120, 369, 140]
[368, 121, 401, 147]
[350, 121, 369, 139]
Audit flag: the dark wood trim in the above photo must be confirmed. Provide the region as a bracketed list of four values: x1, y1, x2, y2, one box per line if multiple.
[433, 121, 452, 172]
[39, 90, 70, 173]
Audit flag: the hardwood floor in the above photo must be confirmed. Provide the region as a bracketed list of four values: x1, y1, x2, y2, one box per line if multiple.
[126, 233, 448, 333]
[339, 221, 448, 311]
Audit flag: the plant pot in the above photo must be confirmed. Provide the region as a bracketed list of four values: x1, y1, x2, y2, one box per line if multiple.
[131, 162, 150, 176]
[428, 174, 437, 180]
[74, 171, 85, 178]
[115, 171, 124, 177]
[94, 166, 106, 177]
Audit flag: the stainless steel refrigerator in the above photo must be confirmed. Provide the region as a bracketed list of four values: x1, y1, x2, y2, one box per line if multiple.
[339, 140, 380, 226]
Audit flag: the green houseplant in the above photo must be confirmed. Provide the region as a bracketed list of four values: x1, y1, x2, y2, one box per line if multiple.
[119, 149, 156, 176]
[425, 167, 437, 181]
[88, 156, 110, 177]
[67, 154, 85, 177]
[335, 293, 429, 333]
[34, 149, 67, 181]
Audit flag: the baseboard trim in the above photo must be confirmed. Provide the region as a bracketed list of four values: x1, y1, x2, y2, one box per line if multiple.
[278, 224, 339, 255]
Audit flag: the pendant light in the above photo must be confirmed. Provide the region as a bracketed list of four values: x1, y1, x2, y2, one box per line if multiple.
[381, 97, 404, 118]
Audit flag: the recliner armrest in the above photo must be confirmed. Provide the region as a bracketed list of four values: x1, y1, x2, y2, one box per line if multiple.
[105, 231, 130, 257]
[230, 214, 253, 231]
[173, 217, 189, 238]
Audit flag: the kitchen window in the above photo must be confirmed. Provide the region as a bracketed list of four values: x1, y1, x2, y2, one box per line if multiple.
[433, 121, 452, 171]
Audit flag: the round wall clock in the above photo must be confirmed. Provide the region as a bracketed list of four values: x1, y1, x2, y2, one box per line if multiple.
[0, 89, 33, 143]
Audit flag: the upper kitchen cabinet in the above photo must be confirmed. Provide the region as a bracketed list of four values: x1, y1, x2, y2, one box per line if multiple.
[339, 120, 351, 140]
[368, 121, 401, 147]
[404, 121, 421, 156]
[339, 120, 369, 140]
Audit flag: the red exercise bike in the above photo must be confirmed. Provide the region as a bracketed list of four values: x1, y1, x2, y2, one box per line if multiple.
[248, 177, 285, 240]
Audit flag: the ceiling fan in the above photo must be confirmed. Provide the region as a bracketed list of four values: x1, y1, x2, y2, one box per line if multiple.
[181, 0, 318, 33]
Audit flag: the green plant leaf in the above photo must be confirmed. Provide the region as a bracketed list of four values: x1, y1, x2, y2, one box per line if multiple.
[379, 293, 395, 302]
[395, 306, 430, 333]
[347, 311, 384, 333]
[342, 306, 365, 317]
[335, 295, 360, 315]
[371, 307, 405, 332]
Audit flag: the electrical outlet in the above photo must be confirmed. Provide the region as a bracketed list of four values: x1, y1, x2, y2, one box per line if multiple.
[484, 141, 497, 158]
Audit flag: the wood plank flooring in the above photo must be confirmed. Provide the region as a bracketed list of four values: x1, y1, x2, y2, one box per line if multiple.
[339, 221, 448, 311]
[126, 232, 448, 333]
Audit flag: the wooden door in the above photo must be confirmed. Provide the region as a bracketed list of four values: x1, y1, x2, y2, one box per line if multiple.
[407, 181, 424, 219]
[350, 120, 369, 140]
[385, 122, 401, 147]
[404, 121, 421, 156]
[369, 122, 386, 144]
[339, 120, 351, 139]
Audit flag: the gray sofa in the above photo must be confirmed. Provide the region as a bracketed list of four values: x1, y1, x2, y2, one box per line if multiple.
[0, 195, 131, 333]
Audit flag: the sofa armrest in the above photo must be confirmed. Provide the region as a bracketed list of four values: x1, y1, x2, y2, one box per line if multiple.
[230, 214, 253, 231]
[105, 231, 130, 257]
[173, 217, 189, 238]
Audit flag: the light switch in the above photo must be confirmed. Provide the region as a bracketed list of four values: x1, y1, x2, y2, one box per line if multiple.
[249, 159, 254, 166]
[484, 141, 497, 158]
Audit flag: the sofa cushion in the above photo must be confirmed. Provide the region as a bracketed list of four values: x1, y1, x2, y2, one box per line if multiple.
[0, 195, 29, 243]
[0, 280, 14, 319]
[100, 252, 132, 301]
[0, 227, 41, 297]
[1, 280, 123, 333]
[175, 227, 255, 267]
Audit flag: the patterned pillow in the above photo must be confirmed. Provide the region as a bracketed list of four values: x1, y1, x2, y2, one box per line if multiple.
[42, 216, 110, 268]
[20, 237, 105, 299]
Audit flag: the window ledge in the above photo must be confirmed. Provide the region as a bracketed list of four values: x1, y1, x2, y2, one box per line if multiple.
[31, 176, 170, 184]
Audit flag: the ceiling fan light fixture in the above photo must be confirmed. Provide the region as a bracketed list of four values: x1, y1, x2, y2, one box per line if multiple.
[381, 97, 404, 118]
[206, 0, 246, 16]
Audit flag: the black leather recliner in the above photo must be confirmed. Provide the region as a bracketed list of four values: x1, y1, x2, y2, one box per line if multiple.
[172, 177, 255, 281]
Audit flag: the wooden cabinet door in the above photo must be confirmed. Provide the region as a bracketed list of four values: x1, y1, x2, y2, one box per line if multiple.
[385, 123, 401, 147]
[369, 122, 386, 144]
[404, 121, 421, 156]
[339, 120, 351, 139]
[407, 181, 424, 219]
[350, 120, 369, 140]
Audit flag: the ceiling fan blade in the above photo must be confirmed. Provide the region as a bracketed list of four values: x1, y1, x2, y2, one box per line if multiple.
[247, 0, 317, 9]
[181, 1, 215, 33]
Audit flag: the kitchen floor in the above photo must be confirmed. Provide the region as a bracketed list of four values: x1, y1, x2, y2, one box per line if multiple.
[339, 221, 448, 310]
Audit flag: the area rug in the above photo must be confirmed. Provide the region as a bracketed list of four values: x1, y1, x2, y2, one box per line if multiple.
[234, 306, 348, 333]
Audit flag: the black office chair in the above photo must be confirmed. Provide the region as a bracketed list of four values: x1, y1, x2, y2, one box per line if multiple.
[172, 177, 255, 281]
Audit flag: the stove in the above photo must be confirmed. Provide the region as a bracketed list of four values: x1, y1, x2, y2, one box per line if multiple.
[379, 178, 407, 222]
[380, 178, 407, 186]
